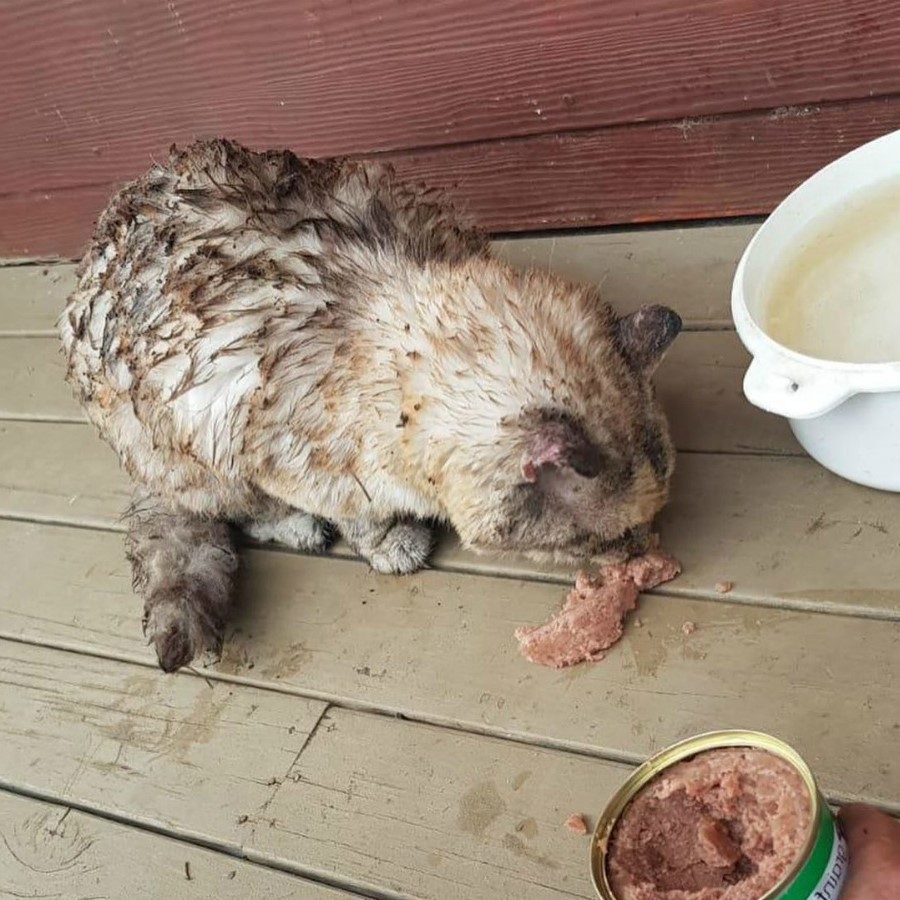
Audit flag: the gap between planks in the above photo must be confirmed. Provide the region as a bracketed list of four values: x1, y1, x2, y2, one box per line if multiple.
[0, 507, 892, 623]
[0, 637, 649, 899]
[0, 627, 665, 770]
[0, 223, 759, 329]
[0, 416, 893, 622]
[0, 329, 57, 337]
[0, 332, 806, 453]
[0, 778, 389, 900]
[3, 520, 898, 812]
[2, 614, 897, 821]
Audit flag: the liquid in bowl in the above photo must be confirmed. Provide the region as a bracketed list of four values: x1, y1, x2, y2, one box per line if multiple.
[764, 177, 900, 364]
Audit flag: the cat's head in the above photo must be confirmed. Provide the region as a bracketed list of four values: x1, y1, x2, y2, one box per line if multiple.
[447, 304, 681, 564]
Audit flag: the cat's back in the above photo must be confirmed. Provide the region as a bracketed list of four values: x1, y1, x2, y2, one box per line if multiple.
[59, 143, 345, 455]
[61, 139, 486, 376]
[58, 139, 487, 480]
[62, 140, 378, 364]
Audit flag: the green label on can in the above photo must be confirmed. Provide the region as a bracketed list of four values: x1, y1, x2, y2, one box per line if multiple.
[780, 803, 848, 900]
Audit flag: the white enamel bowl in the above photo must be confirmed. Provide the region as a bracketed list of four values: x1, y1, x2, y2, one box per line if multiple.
[732, 128, 900, 491]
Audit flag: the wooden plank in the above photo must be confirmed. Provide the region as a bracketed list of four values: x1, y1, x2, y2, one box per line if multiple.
[663, 333, 799, 455]
[390, 97, 900, 234]
[4, 97, 900, 256]
[2, 523, 899, 811]
[0, 639, 627, 899]
[495, 223, 757, 327]
[0, 263, 75, 333]
[0, 223, 756, 328]
[2, 422, 889, 613]
[0, 337, 81, 421]
[434, 451, 900, 615]
[0, 640, 329, 824]
[0, 333, 801, 455]
[0, 420, 129, 528]
[0, 791, 346, 899]
[4, 0, 900, 194]
[0, 263, 70, 333]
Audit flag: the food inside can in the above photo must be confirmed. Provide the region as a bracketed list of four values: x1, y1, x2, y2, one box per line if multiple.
[606, 748, 812, 900]
[592, 732, 847, 900]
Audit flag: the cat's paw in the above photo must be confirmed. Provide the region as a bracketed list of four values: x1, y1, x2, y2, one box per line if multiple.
[367, 521, 433, 575]
[143, 592, 222, 673]
[244, 511, 332, 553]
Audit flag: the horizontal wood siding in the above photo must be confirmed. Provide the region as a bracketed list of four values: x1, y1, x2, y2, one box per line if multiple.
[3, 0, 900, 255]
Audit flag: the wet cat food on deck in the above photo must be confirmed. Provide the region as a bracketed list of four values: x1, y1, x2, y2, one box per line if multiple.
[565, 813, 590, 835]
[514, 549, 681, 667]
[607, 748, 813, 900]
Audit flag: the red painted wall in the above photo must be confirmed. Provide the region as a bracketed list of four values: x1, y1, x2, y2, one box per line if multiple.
[2, 0, 900, 257]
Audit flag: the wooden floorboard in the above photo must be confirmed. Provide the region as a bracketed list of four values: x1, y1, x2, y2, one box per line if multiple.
[0, 638, 631, 900]
[495, 223, 757, 327]
[0, 421, 891, 615]
[0, 420, 128, 528]
[0, 790, 348, 899]
[0, 336, 81, 421]
[0, 332, 801, 455]
[0, 638, 328, 818]
[664, 334, 799, 455]
[0, 263, 69, 334]
[2, 520, 899, 811]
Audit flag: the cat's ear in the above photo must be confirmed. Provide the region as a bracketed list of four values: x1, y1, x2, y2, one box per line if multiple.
[615, 305, 682, 374]
[521, 409, 603, 482]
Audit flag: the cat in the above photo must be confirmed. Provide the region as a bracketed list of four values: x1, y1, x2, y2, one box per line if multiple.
[59, 139, 682, 673]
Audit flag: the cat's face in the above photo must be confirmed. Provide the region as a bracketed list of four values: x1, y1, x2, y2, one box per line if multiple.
[488, 412, 673, 564]
[449, 305, 681, 564]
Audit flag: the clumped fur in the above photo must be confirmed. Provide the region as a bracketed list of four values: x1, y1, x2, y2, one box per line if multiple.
[60, 139, 681, 672]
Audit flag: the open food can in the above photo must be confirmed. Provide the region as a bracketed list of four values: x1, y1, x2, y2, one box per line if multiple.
[591, 730, 848, 899]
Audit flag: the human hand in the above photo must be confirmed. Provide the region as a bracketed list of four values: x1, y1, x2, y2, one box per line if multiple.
[838, 804, 900, 899]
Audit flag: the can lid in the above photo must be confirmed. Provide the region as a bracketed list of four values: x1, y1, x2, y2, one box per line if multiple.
[590, 730, 822, 900]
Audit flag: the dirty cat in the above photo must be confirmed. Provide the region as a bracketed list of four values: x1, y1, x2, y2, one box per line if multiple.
[59, 139, 681, 673]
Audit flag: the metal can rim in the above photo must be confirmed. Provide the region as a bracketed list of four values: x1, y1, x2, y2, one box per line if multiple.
[590, 730, 823, 900]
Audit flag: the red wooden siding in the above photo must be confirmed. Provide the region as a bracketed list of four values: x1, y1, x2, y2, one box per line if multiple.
[2, 0, 900, 257]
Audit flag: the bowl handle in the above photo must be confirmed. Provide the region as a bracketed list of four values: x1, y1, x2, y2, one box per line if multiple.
[743, 357, 852, 419]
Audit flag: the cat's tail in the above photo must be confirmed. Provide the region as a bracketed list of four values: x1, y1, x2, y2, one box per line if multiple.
[125, 491, 238, 672]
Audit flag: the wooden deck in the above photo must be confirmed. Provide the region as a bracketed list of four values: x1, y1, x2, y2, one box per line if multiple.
[2, 223, 898, 898]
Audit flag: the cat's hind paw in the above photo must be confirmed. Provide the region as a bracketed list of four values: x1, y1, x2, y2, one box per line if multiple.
[366, 521, 433, 575]
[244, 511, 332, 553]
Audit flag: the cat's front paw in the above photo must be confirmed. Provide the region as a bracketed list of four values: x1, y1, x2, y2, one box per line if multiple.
[367, 521, 433, 575]
[244, 511, 332, 553]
